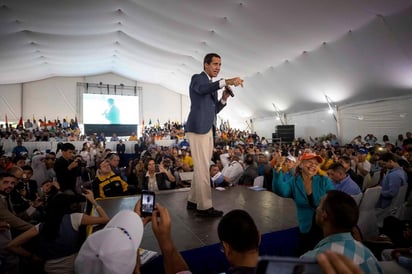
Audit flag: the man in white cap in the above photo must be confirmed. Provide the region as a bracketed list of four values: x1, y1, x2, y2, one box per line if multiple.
[274, 154, 297, 182]
[75, 202, 190, 274]
[75, 210, 144, 274]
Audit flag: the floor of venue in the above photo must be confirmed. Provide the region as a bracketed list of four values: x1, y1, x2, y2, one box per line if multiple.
[93, 186, 298, 252]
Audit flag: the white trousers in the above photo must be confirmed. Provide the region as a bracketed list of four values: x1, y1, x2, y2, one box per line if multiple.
[187, 129, 214, 210]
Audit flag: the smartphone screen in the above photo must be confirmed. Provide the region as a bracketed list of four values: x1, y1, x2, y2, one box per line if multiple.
[256, 256, 321, 274]
[141, 191, 156, 217]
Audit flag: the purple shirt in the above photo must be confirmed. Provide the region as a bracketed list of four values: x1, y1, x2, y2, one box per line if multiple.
[333, 175, 361, 195]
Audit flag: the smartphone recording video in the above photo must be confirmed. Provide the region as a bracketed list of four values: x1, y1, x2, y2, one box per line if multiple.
[141, 191, 156, 217]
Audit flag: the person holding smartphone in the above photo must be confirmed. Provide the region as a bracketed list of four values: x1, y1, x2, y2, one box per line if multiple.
[142, 158, 175, 191]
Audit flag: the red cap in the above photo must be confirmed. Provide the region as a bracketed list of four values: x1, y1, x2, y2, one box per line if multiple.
[300, 152, 323, 163]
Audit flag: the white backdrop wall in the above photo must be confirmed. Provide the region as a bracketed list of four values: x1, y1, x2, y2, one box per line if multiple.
[287, 110, 338, 141]
[252, 110, 338, 143]
[338, 96, 412, 145]
[0, 84, 21, 121]
[252, 95, 412, 145]
[23, 77, 81, 120]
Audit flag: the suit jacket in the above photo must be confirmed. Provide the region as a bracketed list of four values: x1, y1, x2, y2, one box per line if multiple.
[186, 72, 226, 134]
[0, 194, 33, 232]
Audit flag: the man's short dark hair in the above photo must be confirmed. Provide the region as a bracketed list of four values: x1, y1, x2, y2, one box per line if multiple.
[105, 152, 118, 160]
[0, 172, 16, 181]
[61, 143, 75, 151]
[340, 155, 351, 165]
[380, 152, 397, 162]
[323, 190, 359, 230]
[328, 163, 346, 173]
[22, 165, 33, 172]
[203, 53, 220, 67]
[217, 209, 259, 252]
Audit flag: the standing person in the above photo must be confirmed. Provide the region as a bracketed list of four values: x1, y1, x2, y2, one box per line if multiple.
[53, 143, 80, 194]
[272, 152, 334, 254]
[185, 53, 243, 217]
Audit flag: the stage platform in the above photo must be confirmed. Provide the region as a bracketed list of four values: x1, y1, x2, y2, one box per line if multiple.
[93, 186, 298, 252]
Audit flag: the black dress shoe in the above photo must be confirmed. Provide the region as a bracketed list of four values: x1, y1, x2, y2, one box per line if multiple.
[196, 208, 223, 217]
[186, 201, 197, 210]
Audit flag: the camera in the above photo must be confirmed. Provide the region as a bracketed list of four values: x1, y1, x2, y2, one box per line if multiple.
[76, 158, 87, 167]
[155, 164, 160, 173]
[141, 190, 156, 217]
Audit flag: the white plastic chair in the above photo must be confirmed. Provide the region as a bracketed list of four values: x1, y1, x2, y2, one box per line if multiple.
[357, 186, 381, 239]
[351, 192, 363, 206]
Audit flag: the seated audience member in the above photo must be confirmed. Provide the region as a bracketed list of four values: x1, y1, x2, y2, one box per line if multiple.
[327, 163, 361, 195]
[11, 139, 28, 158]
[160, 156, 177, 188]
[272, 152, 334, 254]
[143, 158, 175, 191]
[31, 152, 56, 189]
[12, 156, 26, 168]
[339, 155, 363, 189]
[6, 190, 109, 274]
[180, 148, 193, 169]
[105, 152, 127, 181]
[218, 209, 260, 273]
[377, 152, 408, 209]
[301, 190, 382, 274]
[0, 172, 33, 274]
[0, 172, 33, 233]
[92, 160, 129, 199]
[10, 165, 39, 211]
[75, 210, 144, 274]
[352, 148, 371, 181]
[45, 152, 57, 180]
[221, 155, 244, 185]
[238, 154, 258, 185]
[110, 133, 119, 142]
[125, 158, 140, 192]
[76, 201, 189, 274]
[20, 165, 38, 200]
[210, 164, 229, 188]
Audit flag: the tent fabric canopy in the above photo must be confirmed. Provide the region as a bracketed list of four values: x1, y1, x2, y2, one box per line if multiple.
[1, 0, 412, 119]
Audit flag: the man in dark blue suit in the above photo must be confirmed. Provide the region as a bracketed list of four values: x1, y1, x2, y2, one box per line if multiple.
[186, 53, 243, 217]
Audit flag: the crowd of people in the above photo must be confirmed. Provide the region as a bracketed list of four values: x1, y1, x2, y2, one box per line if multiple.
[0, 127, 411, 272]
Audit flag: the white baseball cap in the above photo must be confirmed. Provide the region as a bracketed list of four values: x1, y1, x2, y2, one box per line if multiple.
[286, 155, 296, 162]
[75, 210, 144, 274]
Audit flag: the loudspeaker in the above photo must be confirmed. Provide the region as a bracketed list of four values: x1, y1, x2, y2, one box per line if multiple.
[276, 125, 295, 142]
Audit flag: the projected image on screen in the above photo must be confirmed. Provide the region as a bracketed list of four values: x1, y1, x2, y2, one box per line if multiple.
[83, 94, 139, 124]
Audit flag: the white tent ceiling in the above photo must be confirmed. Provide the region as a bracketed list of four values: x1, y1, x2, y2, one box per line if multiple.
[1, 0, 412, 119]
